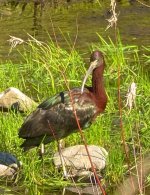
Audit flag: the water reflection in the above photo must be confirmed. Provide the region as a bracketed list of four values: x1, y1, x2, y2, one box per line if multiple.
[0, 184, 103, 195]
[64, 185, 102, 195]
[0, 0, 150, 62]
[1, 184, 149, 195]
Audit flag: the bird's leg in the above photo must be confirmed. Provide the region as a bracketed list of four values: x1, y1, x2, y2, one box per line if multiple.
[58, 139, 68, 179]
[38, 143, 45, 177]
[39, 143, 45, 157]
[41, 143, 45, 155]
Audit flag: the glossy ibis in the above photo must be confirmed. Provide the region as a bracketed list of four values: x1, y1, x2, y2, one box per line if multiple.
[19, 50, 107, 153]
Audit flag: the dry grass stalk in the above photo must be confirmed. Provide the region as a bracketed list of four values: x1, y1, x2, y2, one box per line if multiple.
[125, 82, 137, 112]
[7, 35, 24, 54]
[105, 0, 119, 31]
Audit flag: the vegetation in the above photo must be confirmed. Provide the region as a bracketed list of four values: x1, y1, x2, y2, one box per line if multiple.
[0, 33, 149, 194]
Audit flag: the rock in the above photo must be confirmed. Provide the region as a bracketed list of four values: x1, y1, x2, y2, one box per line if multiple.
[53, 145, 108, 179]
[0, 87, 37, 112]
[0, 152, 21, 177]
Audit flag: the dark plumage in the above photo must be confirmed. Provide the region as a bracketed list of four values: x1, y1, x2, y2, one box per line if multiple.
[19, 50, 107, 151]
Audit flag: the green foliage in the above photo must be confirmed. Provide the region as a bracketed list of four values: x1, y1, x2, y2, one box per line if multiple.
[0, 35, 149, 193]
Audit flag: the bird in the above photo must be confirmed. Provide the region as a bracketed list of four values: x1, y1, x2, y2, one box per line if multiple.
[19, 50, 107, 177]
[19, 50, 107, 150]
[19, 50, 107, 156]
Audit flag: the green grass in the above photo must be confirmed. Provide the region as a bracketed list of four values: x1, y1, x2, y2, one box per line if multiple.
[0, 35, 150, 194]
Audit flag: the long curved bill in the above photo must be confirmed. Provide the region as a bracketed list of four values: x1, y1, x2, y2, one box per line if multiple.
[81, 60, 98, 94]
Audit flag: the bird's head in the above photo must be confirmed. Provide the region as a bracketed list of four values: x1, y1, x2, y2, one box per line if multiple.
[81, 50, 104, 93]
[90, 50, 104, 66]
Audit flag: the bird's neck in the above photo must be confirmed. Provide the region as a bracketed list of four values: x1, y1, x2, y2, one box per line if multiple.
[92, 67, 107, 112]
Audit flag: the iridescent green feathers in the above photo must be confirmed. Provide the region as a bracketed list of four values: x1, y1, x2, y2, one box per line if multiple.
[19, 88, 98, 150]
[38, 92, 66, 109]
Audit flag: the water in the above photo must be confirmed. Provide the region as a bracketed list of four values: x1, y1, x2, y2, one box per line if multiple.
[0, 0, 150, 62]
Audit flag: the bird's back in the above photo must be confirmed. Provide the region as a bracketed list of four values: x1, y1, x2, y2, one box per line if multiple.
[19, 88, 98, 150]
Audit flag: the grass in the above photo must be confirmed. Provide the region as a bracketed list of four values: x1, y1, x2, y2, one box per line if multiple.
[0, 34, 150, 194]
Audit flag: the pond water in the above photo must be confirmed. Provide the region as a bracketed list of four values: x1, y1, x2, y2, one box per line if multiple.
[0, 0, 150, 63]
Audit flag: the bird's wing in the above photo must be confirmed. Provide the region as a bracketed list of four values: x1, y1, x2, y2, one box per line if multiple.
[37, 87, 91, 108]
[19, 88, 97, 139]
[37, 91, 68, 109]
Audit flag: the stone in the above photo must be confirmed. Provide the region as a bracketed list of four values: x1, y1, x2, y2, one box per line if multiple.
[0, 152, 21, 177]
[53, 145, 108, 179]
[0, 87, 37, 112]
